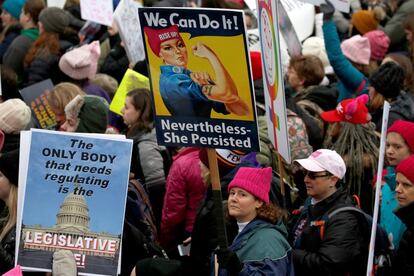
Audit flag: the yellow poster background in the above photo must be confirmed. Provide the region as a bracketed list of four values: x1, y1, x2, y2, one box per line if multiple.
[145, 32, 255, 121]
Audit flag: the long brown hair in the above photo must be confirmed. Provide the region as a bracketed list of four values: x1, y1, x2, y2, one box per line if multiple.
[24, 31, 60, 66]
[126, 89, 154, 136]
[0, 185, 17, 241]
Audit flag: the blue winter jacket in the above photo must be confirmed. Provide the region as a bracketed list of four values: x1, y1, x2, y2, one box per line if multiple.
[218, 219, 295, 276]
[323, 20, 369, 102]
[380, 166, 407, 249]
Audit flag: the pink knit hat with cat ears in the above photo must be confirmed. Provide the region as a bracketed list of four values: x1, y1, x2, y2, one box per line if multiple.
[59, 41, 101, 80]
[228, 167, 272, 204]
[341, 35, 371, 65]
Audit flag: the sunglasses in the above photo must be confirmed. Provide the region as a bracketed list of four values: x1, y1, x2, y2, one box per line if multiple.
[302, 170, 332, 180]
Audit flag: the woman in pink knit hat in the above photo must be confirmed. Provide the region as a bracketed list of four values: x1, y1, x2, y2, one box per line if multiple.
[380, 120, 414, 250]
[392, 155, 414, 275]
[215, 167, 294, 275]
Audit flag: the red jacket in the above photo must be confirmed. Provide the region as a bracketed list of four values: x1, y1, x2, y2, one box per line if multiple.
[160, 148, 207, 250]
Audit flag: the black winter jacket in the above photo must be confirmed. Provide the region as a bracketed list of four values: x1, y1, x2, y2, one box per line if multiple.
[22, 34, 79, 87]
[393, 201, 414, 275]
[291, 187, 365, 276]
[0, 225, 16, 274]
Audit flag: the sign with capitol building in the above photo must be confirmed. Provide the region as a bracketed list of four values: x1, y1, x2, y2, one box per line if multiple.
[16, 129, 132, 275]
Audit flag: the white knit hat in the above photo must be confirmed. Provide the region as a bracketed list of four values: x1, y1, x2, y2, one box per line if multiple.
[0, 99, 31, 134]
[302, 36, 333, 75]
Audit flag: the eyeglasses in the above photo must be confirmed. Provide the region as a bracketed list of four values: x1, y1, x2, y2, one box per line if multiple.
[303, 170, 332, 180]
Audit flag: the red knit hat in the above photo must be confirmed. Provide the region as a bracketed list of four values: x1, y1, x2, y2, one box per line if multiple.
[387, 120, 414, 152]
[321, 94, 370, 124]
[228, 167, 272, 204]
[143, 25, 184, 56]
[250, 51, 262, 81]
[396, 155, 414, 184]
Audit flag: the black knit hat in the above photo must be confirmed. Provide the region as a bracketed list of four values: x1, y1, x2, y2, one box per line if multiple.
[0, 149, 19, 186]
[369, 62, 405, 99]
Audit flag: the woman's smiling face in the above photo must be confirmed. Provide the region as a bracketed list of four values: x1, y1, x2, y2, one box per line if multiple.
[159, 38, 188, 67]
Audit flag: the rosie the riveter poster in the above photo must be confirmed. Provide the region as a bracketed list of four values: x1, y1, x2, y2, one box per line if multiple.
[139, 8, 260, 152]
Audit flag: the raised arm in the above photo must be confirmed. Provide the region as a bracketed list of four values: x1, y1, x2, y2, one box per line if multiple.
[192, 43, 249, 116]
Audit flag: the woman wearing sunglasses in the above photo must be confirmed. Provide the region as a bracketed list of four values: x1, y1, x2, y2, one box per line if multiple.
[290, 149, 366, 276]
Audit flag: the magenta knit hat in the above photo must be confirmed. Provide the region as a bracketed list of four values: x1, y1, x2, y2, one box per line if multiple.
[396, 155, 414, 184]
[363, 30, 390, 61]
[59, 41, 101, 80]
[228, 167, 272, 204]
[341, 35, 371, 65]
[387, 120, 414, 152]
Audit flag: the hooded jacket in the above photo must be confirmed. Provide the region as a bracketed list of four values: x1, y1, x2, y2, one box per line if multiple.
[227, 219, 294, 276]
[160, 148, 206, 251]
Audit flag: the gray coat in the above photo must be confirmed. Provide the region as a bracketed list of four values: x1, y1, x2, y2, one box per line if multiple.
[3, 35, 34, 78]
[383, 0, 414, 47]
[130, 128, 166, 188]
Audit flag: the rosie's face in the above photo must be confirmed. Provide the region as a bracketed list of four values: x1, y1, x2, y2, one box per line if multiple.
[159, 38, 188, 67]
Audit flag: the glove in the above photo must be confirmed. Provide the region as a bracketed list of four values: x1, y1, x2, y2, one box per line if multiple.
[320, 0, 335, 22]
[215, 247, 243, 275]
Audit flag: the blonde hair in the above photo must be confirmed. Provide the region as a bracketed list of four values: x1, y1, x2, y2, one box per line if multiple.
[47, 82, 85, 112]
[0, 185, 17, 241]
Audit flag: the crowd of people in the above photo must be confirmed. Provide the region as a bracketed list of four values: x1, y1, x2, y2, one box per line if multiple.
[0, 0, 414, 275]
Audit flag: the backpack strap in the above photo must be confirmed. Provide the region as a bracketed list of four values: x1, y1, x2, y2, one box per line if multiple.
[310, 206, 363, 240]
[327, 206, 363, 220]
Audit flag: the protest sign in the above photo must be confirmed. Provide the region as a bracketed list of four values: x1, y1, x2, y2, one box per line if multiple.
[47, 0, 65, 8]
[280, 0, 315, 42]
[296, 0, 350, 13]
[109, 69, 150, 115]
[20, 79, 57, 130]
[277, 0, 302, 57]
[258, 0, 291, 163]
[139, 7, 260, 151]
[113, 0, 146, 64]
[16, 129, 132, 275]
[80, 0, 113, 26]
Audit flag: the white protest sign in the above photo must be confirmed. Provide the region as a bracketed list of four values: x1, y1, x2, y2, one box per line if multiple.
[280, 0, 315, 42]
[258, 0, 291, 163]
[296, 0, 350, 13]
[80, 0, 114, 26]
[113, 0, 146, 64]
[47, 0, 66, 8]
[367, 101, 390, 276]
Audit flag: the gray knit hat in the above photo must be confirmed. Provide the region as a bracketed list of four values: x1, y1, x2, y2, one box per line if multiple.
[39, 7, 70, 34]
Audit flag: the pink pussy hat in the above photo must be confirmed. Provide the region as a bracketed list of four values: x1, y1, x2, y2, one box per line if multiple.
[228, 167, 272, 204]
